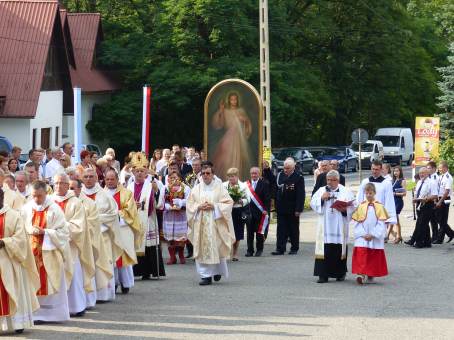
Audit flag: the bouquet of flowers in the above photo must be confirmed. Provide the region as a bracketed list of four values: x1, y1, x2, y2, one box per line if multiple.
[227, 185, 246, 203]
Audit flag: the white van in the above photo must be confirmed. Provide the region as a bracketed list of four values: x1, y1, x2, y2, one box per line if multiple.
[351, 140, 384, 169]
[374, 128, 414, 165]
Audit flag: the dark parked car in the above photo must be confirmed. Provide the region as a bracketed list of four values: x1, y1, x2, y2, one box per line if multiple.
[316, 146, 358, 173]
[0, 136, 12, 154]
[272, 147, 317, 175]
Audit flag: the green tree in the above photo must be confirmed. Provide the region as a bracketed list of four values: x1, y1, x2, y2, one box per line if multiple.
[437, 42, 454, 139]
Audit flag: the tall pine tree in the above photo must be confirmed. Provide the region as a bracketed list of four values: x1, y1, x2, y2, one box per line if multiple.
[437, 42, 454, 139]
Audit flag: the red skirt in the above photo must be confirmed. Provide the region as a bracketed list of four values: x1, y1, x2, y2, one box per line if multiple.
[352, 247, 388, 277]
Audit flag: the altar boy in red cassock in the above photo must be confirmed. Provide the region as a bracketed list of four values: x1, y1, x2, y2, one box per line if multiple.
[352, 183, 389, 285]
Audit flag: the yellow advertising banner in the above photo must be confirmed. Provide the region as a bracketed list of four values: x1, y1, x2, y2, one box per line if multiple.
[415, 117, 440, 166]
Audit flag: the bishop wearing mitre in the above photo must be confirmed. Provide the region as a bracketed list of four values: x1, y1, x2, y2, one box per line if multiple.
[105, 169, 143, 294]
[22, 180, 71, 322]
[186, 161, 235, 286]
[81, 168, 125, 302]
[127, 152, 166, 280]
[52, 173, 95, 316]
[0, 188, 40, 334]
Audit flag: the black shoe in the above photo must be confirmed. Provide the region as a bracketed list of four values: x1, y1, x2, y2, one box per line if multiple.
[72, 311, 85, 317]
[213, 275, 222, 282]
[414, 244, 425, 248]
[404, 240, 414, 246]
[336, 275, 346, 282]
[317, 277, 328, 283]
[142, 275, 151, 280]
[447, 236, 454, 243]
[121, 286, 130, 294]
[15, 329, 24, 334]
[245, 252, 254, 257]
[432, 240, 442, 244]
[288, 250, 298, 255]
[271, 251, 284, 255]
[199, 277, 212, 286]
[255, 250, 263, 257]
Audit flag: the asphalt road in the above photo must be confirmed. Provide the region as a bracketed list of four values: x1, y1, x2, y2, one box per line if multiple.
[15, 186, 454, 340]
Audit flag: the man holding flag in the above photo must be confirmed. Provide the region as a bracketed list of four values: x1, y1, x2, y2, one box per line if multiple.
[245, 167, 271, 257]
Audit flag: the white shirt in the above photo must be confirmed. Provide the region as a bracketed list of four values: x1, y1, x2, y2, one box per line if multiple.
[415, 177, 438, 199]
[222, 180, 250, 208]
[156, 159, 168, 173]
[437, 172, 452, 198]
[45, 158, 63, 184]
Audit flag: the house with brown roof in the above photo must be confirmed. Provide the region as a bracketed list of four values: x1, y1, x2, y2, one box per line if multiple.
[0, 0, 118, 153]
[61, 10, 119, 149]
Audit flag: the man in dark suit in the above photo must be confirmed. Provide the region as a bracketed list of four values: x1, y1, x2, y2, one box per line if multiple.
[174, 150, 193, 178]
[312, 160, 345, 196]
[272, 157, 305, 255]
[245, 167, 271, 257]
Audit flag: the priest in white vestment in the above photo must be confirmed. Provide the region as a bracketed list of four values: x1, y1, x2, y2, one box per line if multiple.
[22, 181, 71, 322]
[186, 162, 235, 285]
[356, 161, 396, 224]
[0, 188, 40, 334]
[69, 179, 112, 308]
[105, 169, 142, 293]
[81, 169, 125, 302]
[311, 170, 356, 283]
[52, 174, 95, 316]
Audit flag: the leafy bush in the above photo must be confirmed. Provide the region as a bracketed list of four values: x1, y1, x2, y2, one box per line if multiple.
[439, 137, 454, 173]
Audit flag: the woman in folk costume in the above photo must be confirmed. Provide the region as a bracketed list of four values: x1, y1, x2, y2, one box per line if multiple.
[21, 181, 71, 322]
[127, 152, 166, 280]
[104, 169, 143, 293]
[0, 188, 40, 334]
[81, 168, 125, 302]
[352, 183, 389, 285]
[163, 171, 190, 265]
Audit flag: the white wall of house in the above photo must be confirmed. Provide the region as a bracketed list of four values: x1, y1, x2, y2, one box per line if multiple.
[30, 91, 63, 150]
[0, 91, 62, 152]
[62, 92, 111, 153]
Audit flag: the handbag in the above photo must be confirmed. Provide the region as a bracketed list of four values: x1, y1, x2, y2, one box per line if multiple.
[241, 205, 252, 224]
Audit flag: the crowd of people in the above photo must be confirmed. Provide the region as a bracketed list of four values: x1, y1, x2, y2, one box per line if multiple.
[0, 142, 452, 334]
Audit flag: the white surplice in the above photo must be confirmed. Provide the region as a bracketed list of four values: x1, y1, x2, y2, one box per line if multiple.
[311, 184, 356, 259]
[357, 178, 397, 224]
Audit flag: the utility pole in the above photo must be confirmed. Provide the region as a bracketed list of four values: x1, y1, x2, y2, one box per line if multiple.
[260, 0, 271, 150]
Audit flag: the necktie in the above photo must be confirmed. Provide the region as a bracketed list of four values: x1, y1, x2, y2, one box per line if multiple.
[416, 179, 425, 198]
[253, 181, 257, 190]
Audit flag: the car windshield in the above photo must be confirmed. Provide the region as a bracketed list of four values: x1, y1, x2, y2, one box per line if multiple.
[307, 149, 325, 158]
[352, 143, 374, 152]
[277, 149, 301, 160]
[323, 148, 345, 157]
[375, 135, 399, 147]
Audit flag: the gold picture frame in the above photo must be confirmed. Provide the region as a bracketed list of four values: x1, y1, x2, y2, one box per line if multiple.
[204, 79, 263, 180]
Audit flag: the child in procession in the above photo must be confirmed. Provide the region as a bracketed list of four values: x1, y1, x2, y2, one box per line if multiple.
[351, 183, 389, 285]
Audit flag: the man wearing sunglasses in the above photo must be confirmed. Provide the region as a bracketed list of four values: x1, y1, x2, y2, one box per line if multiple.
[186, 161, 235, 286]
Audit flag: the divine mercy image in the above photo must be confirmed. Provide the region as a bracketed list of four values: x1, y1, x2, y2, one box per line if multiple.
[205, 79, 263, 180]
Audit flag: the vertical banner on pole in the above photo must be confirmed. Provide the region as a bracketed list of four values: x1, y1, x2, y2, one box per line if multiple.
[415, 116, 440, 166]
[142, 86, 151, 156]
[73, 87, 82, 164]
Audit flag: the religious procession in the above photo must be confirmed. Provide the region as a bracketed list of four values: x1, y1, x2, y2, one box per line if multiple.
[0, 141, 452, 335]
[0, 0, 453, 338]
